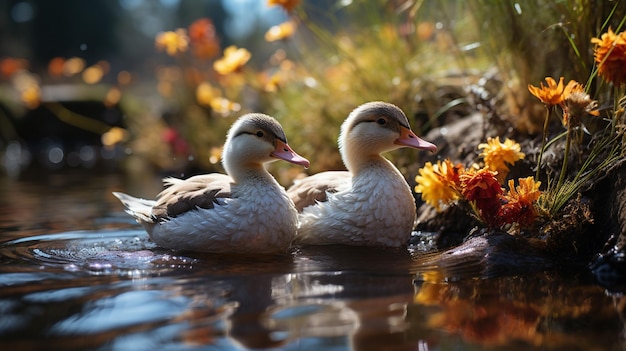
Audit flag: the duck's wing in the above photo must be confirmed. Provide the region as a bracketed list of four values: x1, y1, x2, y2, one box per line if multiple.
[287, 171, 351, 212]
[152, 174, 233, 220]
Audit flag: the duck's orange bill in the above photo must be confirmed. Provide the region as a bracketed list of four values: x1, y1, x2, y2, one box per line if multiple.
[395, 127, 437, 153]
[272, 140, 311, 168]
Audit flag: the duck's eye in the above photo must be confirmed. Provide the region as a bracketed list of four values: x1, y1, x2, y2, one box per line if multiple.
[255, 130, 264, 137]
[376, 118, 387, 125]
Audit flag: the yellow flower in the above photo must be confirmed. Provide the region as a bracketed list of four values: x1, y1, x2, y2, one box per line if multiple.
[415, 160, 462, 211]
[499, 177, 542, 228]
[267, 0, 300, 12]
[591, 28, 626, 86]
[528, 77, 578, 107]
[213, 46, 251, 75]
[504, 177, 541, 204]
[101, 127, 129, 148]
[265, 21, 296, 42]
[21, 85, 40, 109]
[155, 29, 189, 56]
[210, 97, 241, 116]
[478, 137, 525, 183]
[196, 82, 217, 106]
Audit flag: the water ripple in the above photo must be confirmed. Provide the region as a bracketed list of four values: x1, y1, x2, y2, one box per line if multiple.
[0, 229, 198, 278]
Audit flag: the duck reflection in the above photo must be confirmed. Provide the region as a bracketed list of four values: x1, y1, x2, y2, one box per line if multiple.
[179, 246, 418, 350]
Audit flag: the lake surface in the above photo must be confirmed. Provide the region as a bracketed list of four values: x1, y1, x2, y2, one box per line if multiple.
[0, 170, 624, 351]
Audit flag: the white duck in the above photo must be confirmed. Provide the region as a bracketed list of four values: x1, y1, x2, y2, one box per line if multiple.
[287, 101, 437, 248]
[113, 113, 310, 254]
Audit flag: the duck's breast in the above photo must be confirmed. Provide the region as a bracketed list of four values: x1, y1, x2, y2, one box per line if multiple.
[297, 166, 416, 247]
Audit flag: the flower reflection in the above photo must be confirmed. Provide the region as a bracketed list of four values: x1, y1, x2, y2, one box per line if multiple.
[412, 271, 612, 349]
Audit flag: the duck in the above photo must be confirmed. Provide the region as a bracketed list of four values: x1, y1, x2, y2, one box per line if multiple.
[287, 101, 437, 248]
[113, 113, 310, 254]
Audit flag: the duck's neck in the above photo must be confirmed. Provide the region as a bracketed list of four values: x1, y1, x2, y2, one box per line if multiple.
[346, 154, 398, 176]
[228, 164, 278, 186]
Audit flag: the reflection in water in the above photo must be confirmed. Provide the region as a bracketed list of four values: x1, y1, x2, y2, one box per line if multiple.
[412, 270, 625, 350]
[1, 173, 626, 350]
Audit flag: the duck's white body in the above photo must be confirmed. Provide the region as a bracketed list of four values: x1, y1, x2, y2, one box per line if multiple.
[114, 113, 309, 254]
[288, 101, 437, 248]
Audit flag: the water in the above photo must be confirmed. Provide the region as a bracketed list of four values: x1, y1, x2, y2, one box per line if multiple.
[0, 171, 624, 350]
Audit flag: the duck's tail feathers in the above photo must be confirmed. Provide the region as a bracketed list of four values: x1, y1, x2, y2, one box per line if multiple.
[112, 192, 157, 223]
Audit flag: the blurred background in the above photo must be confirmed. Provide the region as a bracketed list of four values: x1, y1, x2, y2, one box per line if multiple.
[0, 0, 622, 184]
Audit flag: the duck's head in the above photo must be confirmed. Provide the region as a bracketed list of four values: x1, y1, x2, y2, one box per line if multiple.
[339, 101, 437, 171]
[223, 113, 309, 178]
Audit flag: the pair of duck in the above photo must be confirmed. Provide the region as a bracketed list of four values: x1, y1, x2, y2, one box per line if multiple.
[114, 101, 437, 254]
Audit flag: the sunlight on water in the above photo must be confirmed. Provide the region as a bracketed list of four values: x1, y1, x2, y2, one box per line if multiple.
[0, 226, 624, 350]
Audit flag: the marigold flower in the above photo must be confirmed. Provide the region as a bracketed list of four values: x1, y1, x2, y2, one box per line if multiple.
[504, 177, 541, 204]
[268, 0, 300, 12]
[591, 28, 626, 86]
[528, 77, 578, 106]
[478, 137, 525, 183]
[265, 21, 296, 42]
[155, 29, 189, 56]
[460, 168, 503, 202]
[188, 18, 220, 60]
[415, 160, 464, 211]
[213, 46, 251, 75]
[499, 177, 542, 228]
[460, 168, 503, 226]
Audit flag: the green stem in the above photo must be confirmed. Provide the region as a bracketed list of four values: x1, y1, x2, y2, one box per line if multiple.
[535, 106, 552, 180]
[557, 123, 572, 192]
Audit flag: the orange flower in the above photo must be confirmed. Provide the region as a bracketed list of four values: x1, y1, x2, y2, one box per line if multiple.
[478, 137, 525, 183]
[0, 57, 27, 79]
[591, 28, 626, 86]
[188, 18, 220, 60]
[213, 46, 251, 75]
[48, 57, 65, 77]
[415, 160, 464, 211]
[499, 177, 542, 228]
[155, 29, 189, 56]
[460, 168, 503, 202]
[528, 77, 578, 106]
[265, 21, 296, 42]
[21, 85, 40, 109]
[101, 127, 129, 148]
[460, 168, 503, 226]
[209, 97, 241, 116]
[196, 82, 217, 106]
[268, 0, 300, 12]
